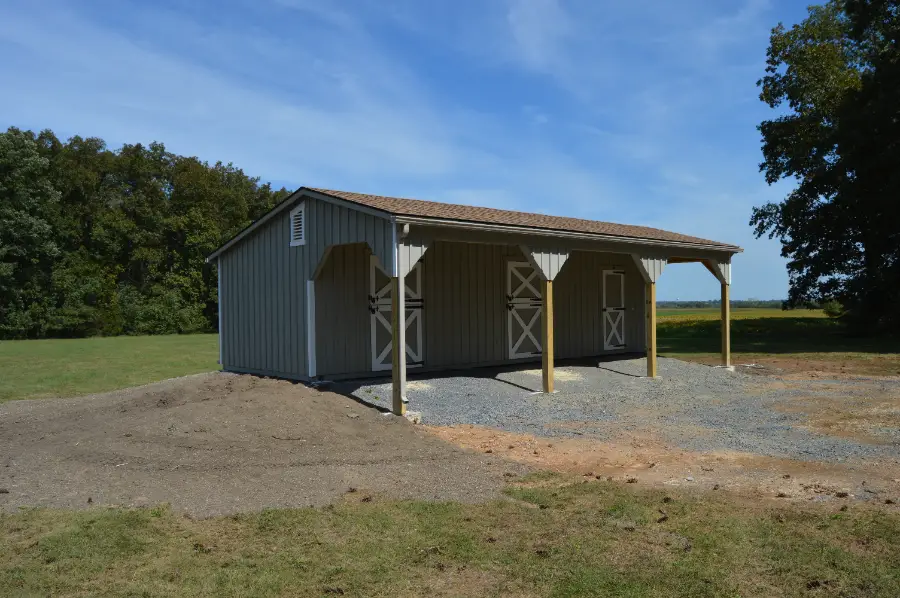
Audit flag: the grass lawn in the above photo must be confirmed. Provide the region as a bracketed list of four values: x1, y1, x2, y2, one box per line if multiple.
[2, 475, 898, 597]
[1, 308, 895, 404]
[658, 308, 900, 375]
[0, 334, 219, 403]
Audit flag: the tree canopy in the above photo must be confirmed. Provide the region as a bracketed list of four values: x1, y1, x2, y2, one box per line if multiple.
[753, 0, 900, 332]
[0, 127, 288, 339]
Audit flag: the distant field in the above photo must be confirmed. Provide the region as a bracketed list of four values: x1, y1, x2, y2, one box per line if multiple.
[658, 307, 826, 319]
[0, 334, 219, 403]
[658, 308, 899, 375]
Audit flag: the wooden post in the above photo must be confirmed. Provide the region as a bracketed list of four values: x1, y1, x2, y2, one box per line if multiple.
[391, 275, 407, 416]
[646, 282, 657, 378]
[721, 283, 731, 368]
[542, 279, 554, 393]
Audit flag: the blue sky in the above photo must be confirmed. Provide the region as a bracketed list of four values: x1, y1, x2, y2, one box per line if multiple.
[1, 0, 810, 300]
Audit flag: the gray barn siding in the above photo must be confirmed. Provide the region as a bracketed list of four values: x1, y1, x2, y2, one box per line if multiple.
[219, 198, 651, 380]
[554, 251, 645, 358]
[219, 211, 304, 379]
[315, 243, 371, 376]
[218, 196, 393, 380]
[397, 239, 429, 277]
[524, 247, 570, 280]
[307, 240, 648, 377]
[633, 255, 666, 283]
[421, 243, 644, 370]
[423, 241, 524, 368]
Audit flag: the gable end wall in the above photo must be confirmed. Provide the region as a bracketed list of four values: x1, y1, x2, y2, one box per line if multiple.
[218, 196, 394, 379]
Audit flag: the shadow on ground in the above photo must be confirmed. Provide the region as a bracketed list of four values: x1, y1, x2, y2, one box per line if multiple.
[329, 353, 647, 404]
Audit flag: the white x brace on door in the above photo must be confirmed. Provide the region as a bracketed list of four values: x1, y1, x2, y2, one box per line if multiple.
[507, 260, 543, 359]
[369, 256, 424, 371]
[603, 269, 626, 350]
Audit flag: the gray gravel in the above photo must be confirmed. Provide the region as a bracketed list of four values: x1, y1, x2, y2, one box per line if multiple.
[345, 357, 900, 464]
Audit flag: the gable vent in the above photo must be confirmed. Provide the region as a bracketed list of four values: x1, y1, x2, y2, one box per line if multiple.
[290, 203, 305, 246]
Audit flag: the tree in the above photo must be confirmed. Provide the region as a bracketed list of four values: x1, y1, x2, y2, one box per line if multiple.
[0, 129, 60, 338]
[752, 0, 900, 333]
[0, 126, 289, 339]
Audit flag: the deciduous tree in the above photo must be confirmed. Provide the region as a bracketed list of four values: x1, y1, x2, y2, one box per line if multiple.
[753, 0, 900, 332]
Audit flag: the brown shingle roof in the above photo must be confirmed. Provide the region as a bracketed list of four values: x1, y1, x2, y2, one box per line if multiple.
[308, 188, 740, 251]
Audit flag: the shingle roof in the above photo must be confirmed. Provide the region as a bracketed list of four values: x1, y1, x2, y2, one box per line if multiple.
[308, 188, 741, 251]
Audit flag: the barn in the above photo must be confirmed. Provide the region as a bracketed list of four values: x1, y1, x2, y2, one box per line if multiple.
[207, 188, 742, 415]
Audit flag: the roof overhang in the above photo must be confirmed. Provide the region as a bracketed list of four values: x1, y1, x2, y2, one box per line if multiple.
[207, 186, 743, 262]
[393, 215, 743, 254]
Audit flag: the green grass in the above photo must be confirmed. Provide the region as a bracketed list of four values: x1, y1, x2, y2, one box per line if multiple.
[0, 334, 219, 403]
[657, 308, 900, 374]
[2, 476, 899, 597]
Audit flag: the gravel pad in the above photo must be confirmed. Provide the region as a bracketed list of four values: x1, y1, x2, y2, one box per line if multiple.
[346, 357, 900, 463]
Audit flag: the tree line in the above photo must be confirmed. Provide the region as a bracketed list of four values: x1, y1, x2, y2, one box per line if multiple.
[0, 127, 289, 339]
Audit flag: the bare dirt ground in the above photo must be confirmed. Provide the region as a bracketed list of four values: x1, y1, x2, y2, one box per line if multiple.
[688, 353, 900, 378]
[426, 365, 900, 508]
[3, 361, 898, 517]
[0, 373, 527, 517]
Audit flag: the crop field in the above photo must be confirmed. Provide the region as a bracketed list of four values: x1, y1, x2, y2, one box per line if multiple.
[657, 307, 826, 319]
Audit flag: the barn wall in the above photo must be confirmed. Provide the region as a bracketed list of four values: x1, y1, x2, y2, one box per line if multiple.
[420, 242, 645, 371]
[315, 243, 371, 376]
[553, 250, 645, 358]
[219, 210, 304, 379]
[423, 241, 525, 368]
[219, 200, 655, 380]
[218, 196, 393, 379]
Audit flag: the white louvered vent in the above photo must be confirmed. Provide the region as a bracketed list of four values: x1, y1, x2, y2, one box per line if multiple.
[289, 203, 305, 246]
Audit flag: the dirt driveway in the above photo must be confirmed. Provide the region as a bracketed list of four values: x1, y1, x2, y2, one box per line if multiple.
[0, 373, 526, 517]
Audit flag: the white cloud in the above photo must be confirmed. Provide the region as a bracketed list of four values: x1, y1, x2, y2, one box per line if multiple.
[0, 0, 792, 299]
[0, 2, 460, 183]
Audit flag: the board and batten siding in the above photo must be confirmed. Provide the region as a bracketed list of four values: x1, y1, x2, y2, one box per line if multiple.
[553, 251, 646, 359]
[524, 247, 570, 281]
[423, 241, 525, 369]
[219, 196, 394, 379]
[315, 243, 372, 377]
[423, 244, 645, 368]
[309, 240, 648, 377]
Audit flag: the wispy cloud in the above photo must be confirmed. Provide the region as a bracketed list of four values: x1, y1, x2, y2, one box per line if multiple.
[0, 0, 793, 299]
[505, 0, 574, 71]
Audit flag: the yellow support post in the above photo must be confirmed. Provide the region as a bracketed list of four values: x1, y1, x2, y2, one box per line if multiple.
[721, 283, 731, 368]
[646, 281, 657, 378]
[391, 276, 406, 416]
[542, 279, 554, 393]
